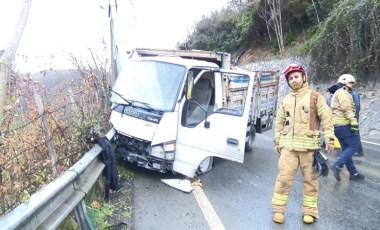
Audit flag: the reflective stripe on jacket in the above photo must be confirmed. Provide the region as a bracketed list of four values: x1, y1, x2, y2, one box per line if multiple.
[274, 83, 334, 151]
[331, 86, 357, 125]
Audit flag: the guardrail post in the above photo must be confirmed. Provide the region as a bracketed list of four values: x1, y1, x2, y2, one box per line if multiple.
[33, 89, 57, 174]
[74, 200, 92, 230]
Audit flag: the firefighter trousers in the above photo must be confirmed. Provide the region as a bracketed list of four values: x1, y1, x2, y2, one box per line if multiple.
[271, 149, 319, 218]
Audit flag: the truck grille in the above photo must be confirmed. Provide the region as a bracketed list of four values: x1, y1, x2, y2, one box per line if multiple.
[114, 133, 150, 155]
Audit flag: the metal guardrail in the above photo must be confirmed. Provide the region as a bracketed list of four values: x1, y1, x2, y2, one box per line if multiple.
[0, 129, 116, 230]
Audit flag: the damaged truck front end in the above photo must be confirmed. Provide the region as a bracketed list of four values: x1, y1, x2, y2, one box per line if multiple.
[109, 57, 185, 174]
[113, 131, 175, 173]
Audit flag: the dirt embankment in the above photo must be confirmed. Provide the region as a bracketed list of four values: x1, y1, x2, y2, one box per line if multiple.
[235, 46, 274, 66]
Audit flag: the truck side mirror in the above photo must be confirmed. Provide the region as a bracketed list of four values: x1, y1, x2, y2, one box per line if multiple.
[186, 71, 194, 100]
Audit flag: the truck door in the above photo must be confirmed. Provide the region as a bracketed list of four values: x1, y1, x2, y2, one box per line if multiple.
[174, 70, 254, 177]
[252, 71, 280, 133]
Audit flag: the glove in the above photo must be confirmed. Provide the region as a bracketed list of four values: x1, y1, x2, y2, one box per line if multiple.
[351, 120, 359, 133]
[312, 150, 329, 177]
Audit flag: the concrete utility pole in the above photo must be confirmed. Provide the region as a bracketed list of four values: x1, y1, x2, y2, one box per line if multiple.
[0, 0, 32, 124]
[108, 0, 118, 87]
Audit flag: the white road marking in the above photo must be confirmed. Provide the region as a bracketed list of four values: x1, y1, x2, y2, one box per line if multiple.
[192, 186, 226, 230]
[361, 140, 380, 146]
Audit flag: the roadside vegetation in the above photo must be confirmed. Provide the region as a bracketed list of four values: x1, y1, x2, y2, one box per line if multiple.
[59, 162, 133, 230]
[0, 42, 131, 224]
[179, 0, 380, 83]
[81, 161, 133, 229]
[0, 67, 109, 214]
[0, 38, 137, 226]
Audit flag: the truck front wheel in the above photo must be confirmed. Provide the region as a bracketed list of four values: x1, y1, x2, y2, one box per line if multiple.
[245, 126, 256, 152]
[196, 156, 214, 175]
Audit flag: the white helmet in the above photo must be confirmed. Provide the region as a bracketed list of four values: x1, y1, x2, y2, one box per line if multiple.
[337, 74, 356, 84]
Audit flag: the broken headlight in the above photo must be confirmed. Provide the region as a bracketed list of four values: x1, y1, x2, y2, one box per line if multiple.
[150, 141, 175, 160]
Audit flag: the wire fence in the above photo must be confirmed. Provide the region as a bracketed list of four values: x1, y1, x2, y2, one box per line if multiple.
[0, 68, 112, 215]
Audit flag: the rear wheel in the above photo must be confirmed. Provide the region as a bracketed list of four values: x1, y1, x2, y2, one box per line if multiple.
[196, 156, 214, 175]
[245, 125, 256, 152]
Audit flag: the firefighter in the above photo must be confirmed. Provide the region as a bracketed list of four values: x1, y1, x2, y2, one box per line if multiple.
[272, 64, 335, 224]
[330, 74, 365, 181]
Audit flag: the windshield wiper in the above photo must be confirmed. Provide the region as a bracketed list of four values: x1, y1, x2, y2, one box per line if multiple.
[130, 100, 163, 113]
[109, 87, 163, 113]
[130, 99, 150, 107]
[109, 87, 132, 105]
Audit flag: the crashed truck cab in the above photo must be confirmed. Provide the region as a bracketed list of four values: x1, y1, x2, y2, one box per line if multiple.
[109, 55, 256, 177]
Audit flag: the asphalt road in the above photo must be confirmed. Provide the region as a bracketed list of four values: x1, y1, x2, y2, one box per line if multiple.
[131, 130, 380, 230]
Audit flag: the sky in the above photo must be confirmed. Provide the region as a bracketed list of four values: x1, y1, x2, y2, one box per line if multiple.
[0, 0, 229, 73]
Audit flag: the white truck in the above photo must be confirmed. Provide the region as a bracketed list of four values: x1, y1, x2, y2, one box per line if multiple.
[108, 48, 279, 177]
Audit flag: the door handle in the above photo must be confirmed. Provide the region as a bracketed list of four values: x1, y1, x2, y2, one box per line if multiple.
[227, 138, 239, 147]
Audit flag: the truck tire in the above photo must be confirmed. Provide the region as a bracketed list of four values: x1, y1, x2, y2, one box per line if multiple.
[245, 125, 256, 152]
[196, 156, 214, 175]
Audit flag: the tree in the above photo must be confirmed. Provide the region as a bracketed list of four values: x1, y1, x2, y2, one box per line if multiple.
[258, 0, 272, 41]
[309, 0, 380, 83]
[259, 0, 284, 53]
[311, 0, 320, 24]
[0, 0, 32, 124]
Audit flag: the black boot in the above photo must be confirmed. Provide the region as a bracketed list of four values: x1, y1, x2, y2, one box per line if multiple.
[349, 173, 365, 180]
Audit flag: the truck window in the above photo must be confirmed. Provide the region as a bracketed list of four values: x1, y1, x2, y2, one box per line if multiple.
[184, 77, 214, 126]
[221, 74, 250, 115]
[182, 72, 250, 127]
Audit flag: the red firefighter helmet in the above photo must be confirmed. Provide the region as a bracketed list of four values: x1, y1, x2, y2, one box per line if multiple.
[283, 64, 305, 78]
